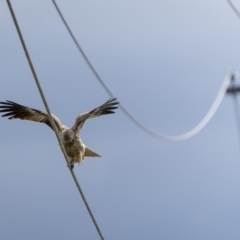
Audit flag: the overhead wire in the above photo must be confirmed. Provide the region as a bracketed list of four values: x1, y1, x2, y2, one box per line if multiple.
[231, 88, 240, 145]
[51, 0, 234, 142]
[225, 0, 240, 149]
[227, 73, 240, 148]
[226, 0, 240, 19]
[5, 1, 104, 239]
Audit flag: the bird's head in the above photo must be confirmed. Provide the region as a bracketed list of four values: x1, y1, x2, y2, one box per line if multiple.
[62, 129, 74, 142]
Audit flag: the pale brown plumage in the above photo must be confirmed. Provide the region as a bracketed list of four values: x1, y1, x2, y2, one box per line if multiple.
[0, 98, 119, 168]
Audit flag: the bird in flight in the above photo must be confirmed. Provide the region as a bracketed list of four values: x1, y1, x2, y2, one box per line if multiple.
[0, 98, 119, 169]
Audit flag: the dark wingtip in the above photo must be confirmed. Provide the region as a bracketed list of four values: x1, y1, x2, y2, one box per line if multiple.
[107, 98, 119, 105]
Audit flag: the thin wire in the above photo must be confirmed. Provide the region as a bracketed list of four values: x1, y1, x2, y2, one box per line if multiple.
[226, 0, 240, 19]
[6, 1, 104, 239]
[225, 0, 240, 144]
[51, 0, 234, 142]
[119, 70, 233, 141]
[232, 94, 240, 144]
[228, 76, 240, 146]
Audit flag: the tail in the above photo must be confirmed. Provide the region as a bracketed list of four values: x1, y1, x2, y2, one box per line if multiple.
[84, 147, 102, 158]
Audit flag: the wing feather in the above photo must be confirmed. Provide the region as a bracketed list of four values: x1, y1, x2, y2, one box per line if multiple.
[0, 100, 64, 132]
[72, 98, 119, 132]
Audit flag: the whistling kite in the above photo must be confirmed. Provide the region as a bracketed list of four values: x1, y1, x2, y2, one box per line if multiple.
[0, 98, 119, 169]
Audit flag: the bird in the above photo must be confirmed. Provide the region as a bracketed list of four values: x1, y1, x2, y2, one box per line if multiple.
[0, 98, 119, 169]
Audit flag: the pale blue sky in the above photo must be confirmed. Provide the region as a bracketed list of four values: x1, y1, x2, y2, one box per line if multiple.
[1, 1, 240, 239]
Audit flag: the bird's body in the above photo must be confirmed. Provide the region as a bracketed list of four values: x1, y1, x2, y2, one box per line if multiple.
[61, 129, 85, 164]
[61, 128, 101, 166]
[0, 98, 119, 168]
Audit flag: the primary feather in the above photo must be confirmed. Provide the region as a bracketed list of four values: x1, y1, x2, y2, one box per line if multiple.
[0, 100, 64, 131]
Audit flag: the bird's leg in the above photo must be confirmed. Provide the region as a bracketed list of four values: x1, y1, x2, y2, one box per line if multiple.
[67, 163, 74, 170]
[67, 159, 74, 170]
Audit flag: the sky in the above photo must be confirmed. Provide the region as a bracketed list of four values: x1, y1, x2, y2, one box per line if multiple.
[1, 0, 240, 239]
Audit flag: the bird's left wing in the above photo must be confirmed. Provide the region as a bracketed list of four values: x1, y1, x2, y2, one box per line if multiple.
[72, 98, 119, 132]
[0, 100, 64, 132]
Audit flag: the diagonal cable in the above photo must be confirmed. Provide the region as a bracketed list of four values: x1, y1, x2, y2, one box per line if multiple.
[226, 0, 240, 19]
[6, 1, 104, 239]
[51, 0, 234, 142]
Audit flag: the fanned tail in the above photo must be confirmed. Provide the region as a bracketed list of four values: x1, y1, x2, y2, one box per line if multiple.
[84, 147, 102, 158]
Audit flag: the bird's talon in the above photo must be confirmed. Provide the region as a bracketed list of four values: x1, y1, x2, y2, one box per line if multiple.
[67, 164, 74, 170]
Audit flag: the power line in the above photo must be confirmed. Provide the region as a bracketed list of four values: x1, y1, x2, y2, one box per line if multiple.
[226, 75, 240, 147]
[225, 0, 240, 149]
[5, 1, 104, 239]
[226, 0, 240, 19]
[232, 92, 240, 144]
[51, 0, 234, 142]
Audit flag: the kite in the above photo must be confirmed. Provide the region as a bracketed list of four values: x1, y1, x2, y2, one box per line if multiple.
[0, 98, 119, 169]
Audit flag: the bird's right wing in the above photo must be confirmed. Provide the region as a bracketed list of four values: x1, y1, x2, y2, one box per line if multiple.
[0, 100, 65, 132]
[72, 98, 119, 133]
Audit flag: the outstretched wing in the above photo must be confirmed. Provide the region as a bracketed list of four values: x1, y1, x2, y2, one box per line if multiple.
[72, 98, 119, 132]
[0, 100, 64, 132]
